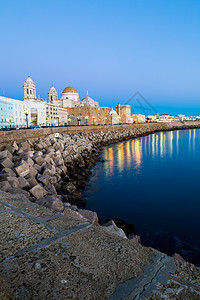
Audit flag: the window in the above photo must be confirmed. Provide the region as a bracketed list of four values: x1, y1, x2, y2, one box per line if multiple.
[27, 89, 29, 94]
[1, 116, 3, 121]
[4, 116, 6, 122]
[30, 90, 32, 94]
[51, 96, 53, 101]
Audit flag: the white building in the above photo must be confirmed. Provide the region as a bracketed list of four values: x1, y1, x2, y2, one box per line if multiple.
[110, 108, 120, 124]
[0, 97, 46, 127]
[23, 77, 37, 102]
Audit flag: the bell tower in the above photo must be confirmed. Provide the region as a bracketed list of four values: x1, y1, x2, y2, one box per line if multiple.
[23, 76, 37, 102]
[48, 86, 58, 104]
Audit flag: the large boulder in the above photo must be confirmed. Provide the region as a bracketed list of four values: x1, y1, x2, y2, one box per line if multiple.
[78, 209, 99, 225]
[103, 220, 127, 239]
[18, 177, 30, 190]
[29, 184, 47, 199]
[65, 182, 76, 194]
[14, 161, 30, 178]
[7, 177, 20, 188]
[37, 174, 53, 186]
[27, 176, 38, 188]
[0, 150, 13, 161]
[36, 195, 64, 212]
[0, 158, 14, 170]
[44, 184, 57, 195]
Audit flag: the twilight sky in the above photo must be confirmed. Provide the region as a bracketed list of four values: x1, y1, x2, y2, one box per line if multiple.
[0, 0, 200, 115]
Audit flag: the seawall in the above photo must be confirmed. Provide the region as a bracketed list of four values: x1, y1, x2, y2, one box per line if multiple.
[1, 120, 200, 146]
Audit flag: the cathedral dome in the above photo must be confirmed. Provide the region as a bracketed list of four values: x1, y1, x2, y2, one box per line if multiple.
[62, 86, 78, 94]
[80, 91, 99, 107]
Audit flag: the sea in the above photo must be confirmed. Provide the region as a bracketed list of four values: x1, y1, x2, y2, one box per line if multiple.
[82, 129, 200, 266]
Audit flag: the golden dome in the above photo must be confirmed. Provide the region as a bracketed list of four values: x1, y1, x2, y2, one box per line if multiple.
[62, 86, 78, 94]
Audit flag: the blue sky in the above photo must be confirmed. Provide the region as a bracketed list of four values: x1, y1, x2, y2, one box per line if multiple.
[0, 0, 200, 115]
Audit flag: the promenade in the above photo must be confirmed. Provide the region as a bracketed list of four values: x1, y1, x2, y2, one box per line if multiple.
[0, 190, 200, 299]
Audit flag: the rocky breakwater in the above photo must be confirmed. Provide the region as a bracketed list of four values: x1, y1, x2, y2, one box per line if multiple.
[0, 124, 165, 218]
[0, 122, 199, 222]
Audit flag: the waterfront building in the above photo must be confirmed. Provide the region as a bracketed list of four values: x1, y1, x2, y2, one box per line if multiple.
[110, 108, 120, 125]
[67, 106, 112, 125]
[58, 107, 68, 125]
[115, 103, 132, 123]
[131, 114, 146, 123]
[0, 97, 14, 128]
[158, 114, 175, 122]
[45, 102, 59, 126]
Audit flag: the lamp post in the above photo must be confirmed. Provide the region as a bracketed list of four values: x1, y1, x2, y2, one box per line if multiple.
[68, 118, 71, 125]
[56, 115, 60, 126]
[46, 116, 49, 126]
[85, 116, 88, 125]
[92, 116, 95, 125]
[24, 108, 29, 128]
[105, 117, 107, 125]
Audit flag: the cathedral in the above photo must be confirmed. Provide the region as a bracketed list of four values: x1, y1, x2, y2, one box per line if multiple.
[22, 77, 131, 126]
[48, 85, 99, 108]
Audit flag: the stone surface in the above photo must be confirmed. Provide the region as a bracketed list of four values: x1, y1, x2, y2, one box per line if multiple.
[0, 158, 14, 169]
[14, 161, 30, 177]
[78, 209, 99, 225]
[30, 184, 47, 199]
[103, 219, 127, 239]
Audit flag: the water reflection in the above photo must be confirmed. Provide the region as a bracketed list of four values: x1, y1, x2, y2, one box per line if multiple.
[84, 129, 200, 265]
[103, 129, 198, 179]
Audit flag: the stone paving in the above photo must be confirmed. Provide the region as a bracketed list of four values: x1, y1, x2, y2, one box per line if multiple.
[0, 190, 200, 299]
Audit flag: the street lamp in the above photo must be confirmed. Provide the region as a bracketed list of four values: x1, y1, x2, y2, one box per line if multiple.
[68, 118, 71, 125]
[92, 116, 95, 125]
[56, 115, 60, 126]
[85, 116, 88, 125]
[77, 117, 80, 126]
[24, 108, 29, 128]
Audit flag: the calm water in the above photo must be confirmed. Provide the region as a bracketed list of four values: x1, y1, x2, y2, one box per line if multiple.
[83, 129, 200, 265]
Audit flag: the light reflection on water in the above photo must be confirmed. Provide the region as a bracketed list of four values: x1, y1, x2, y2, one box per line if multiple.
[83, 129, 200, 265]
